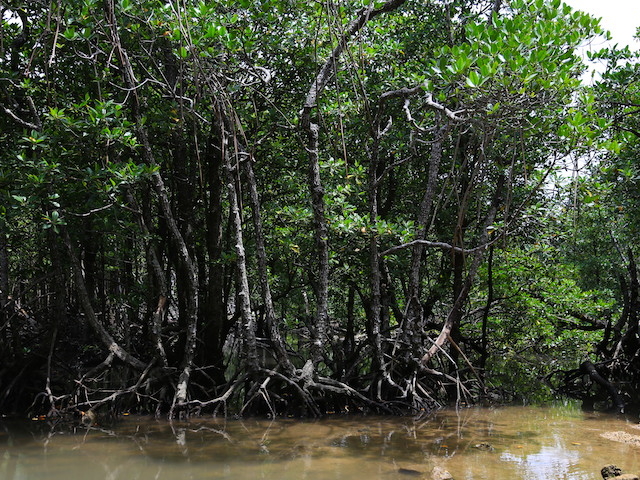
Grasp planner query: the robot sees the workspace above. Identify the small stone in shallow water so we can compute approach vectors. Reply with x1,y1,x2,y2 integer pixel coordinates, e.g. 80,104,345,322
601,465,622,479
473,442,494,451
432,466,454,480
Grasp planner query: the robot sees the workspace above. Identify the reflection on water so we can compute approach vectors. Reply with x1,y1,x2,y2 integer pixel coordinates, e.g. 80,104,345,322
1,405,639,480
501,442,581,479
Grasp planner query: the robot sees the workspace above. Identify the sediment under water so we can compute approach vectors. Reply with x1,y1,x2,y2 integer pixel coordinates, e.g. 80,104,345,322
1,404,639,480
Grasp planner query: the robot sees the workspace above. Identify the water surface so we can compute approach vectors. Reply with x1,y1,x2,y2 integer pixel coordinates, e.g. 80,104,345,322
2,405,639,479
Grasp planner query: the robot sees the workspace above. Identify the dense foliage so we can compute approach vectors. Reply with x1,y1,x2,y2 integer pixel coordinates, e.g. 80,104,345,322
0,0,637,418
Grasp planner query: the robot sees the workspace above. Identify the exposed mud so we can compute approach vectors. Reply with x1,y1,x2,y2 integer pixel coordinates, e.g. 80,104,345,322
601,431,640,446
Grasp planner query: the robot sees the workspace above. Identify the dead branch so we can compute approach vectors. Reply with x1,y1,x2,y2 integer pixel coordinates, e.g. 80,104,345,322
381,238,494,257
1,104,40,130
424,93,466,121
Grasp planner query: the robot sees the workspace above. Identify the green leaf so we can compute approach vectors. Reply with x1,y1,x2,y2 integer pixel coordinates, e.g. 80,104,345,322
62,28,77,40
465,70,483,88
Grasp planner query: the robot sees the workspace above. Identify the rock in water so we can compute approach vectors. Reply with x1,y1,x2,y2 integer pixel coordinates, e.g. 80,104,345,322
473,442,494,451
432,466,454,480
601,465,622,478
80,409,97,426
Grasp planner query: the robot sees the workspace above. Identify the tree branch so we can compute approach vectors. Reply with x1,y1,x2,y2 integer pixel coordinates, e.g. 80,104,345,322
1,104,40,130
381,238,497,257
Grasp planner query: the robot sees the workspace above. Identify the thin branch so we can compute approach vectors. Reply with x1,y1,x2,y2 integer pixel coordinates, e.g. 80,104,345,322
380,237,498,257
424,93,466,121
65,203,115,217
2,104,40,130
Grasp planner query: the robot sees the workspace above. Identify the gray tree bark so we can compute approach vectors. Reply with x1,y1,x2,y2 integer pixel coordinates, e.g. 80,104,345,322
300,0,408,366
103,0,198,416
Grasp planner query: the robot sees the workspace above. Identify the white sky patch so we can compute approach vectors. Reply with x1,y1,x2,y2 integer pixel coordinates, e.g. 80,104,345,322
561,0,639,81
562,0,638,51
553,1,639,180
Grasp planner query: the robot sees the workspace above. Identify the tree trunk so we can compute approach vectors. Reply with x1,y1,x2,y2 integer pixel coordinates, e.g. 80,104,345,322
218,112,258,372
124,189,169,367
479,244,494,377
367,127,384,378
0,219,9,360
421,174,504,366
152,169,199,416
404,122,450,346
300,0,408,366
301,116,329,365
199,131,229,386
580,360,624,413
64,230,146,371
103,0,198,416
244,156,294,374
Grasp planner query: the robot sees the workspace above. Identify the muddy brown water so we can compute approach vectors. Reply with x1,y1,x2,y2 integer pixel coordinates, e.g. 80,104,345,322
1,405,640,479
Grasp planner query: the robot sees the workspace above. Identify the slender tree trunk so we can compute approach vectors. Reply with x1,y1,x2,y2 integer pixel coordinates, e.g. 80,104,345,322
152,169,199,416
367,121,385,377
200,132,228,385
404,122,449,345
366,86,423,379
300,0,408,366
45,229,66,411
103,0,198,416
340,284,356,379
227,166,259,371
0,220,9,359
627,249,639,343
64,230,147,371
217,110,258,372
243,156,294,374
301,116,329,365
368,192,384,378
421,175,504,366
124,189,169,367
479,244,494,377
81,221,98,305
